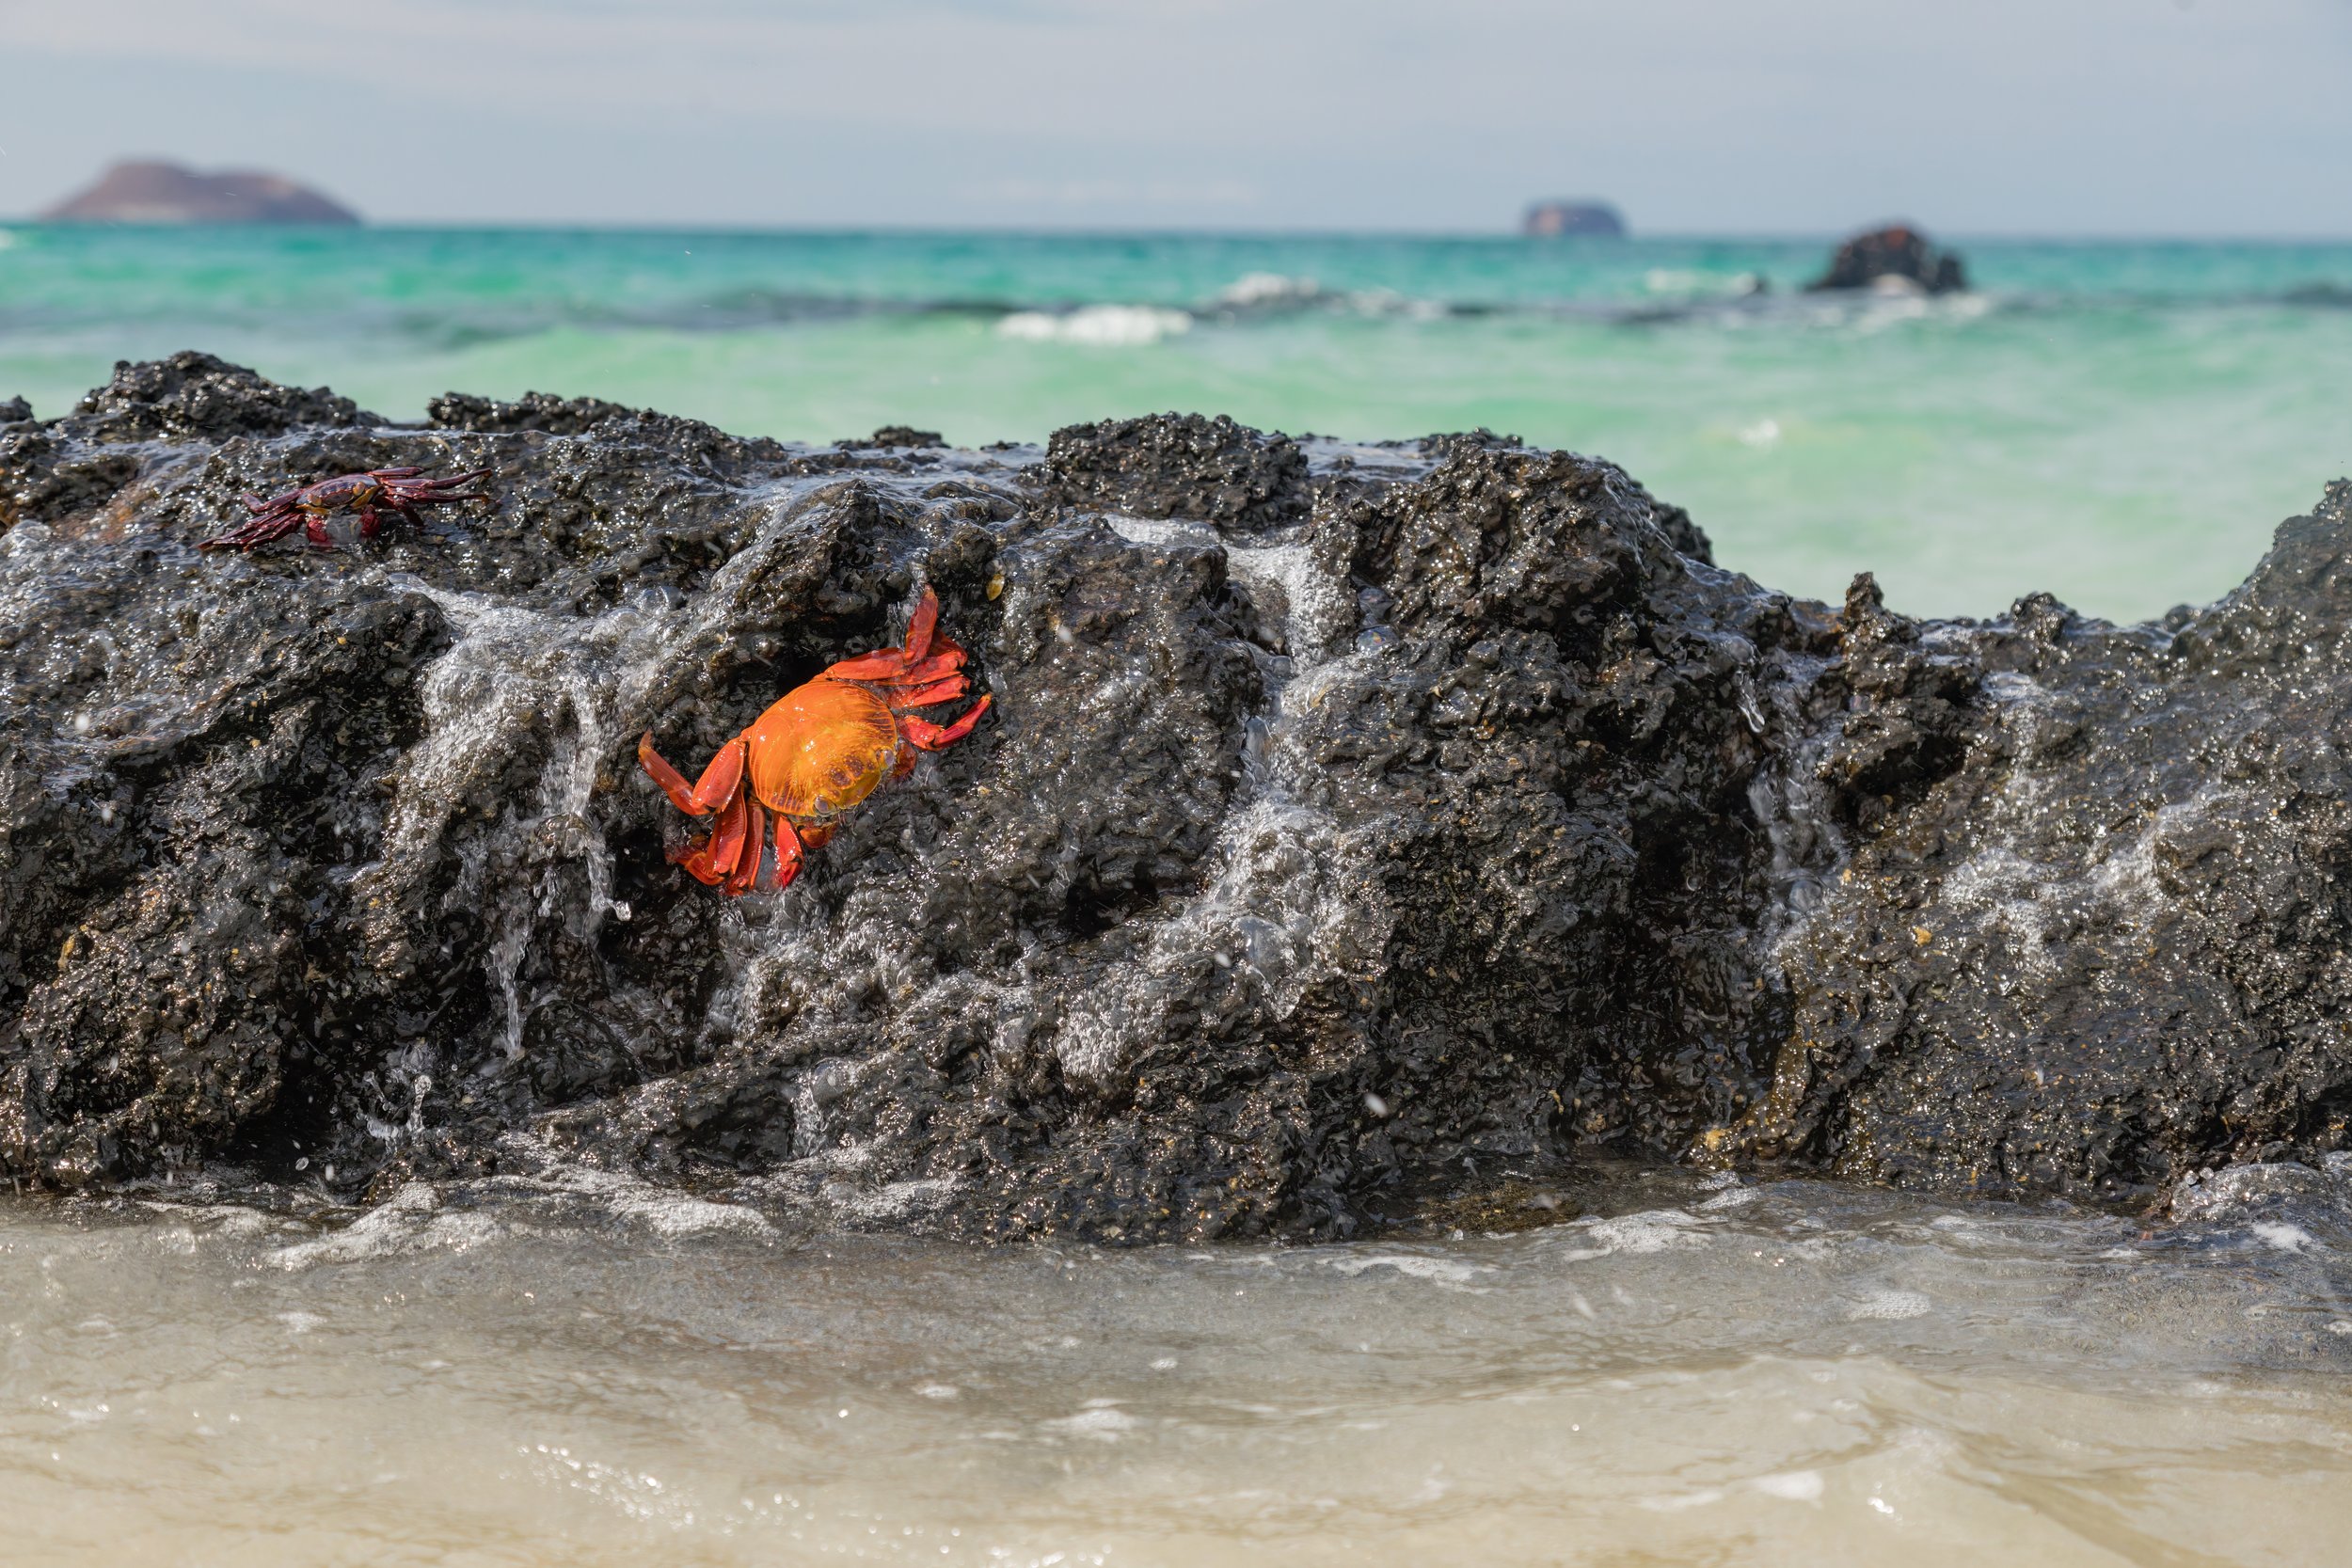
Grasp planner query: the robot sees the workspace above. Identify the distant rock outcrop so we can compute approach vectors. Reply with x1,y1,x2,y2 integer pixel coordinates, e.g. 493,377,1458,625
1522,200,1626,238
40,161,359,225
838,426,946,451
1807,224,1966,294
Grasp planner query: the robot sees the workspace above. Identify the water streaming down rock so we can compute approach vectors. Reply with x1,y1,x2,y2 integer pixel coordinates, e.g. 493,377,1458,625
2,354,2351,1239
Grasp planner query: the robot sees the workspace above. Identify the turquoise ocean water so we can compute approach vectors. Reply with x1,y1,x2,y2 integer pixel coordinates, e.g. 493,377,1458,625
2,225,2347,620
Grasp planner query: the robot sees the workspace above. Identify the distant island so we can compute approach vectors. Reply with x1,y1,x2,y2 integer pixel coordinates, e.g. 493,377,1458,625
1521,200,1626,238
40,160,359,225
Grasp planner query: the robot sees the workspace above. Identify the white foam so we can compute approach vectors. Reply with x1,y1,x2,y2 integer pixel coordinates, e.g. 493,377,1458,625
267,1182,502,1271
2170,1159,2344,1221
1213,272,1325,309
1225,541,1355,669
137,1201,274,1239
1751,1469,1825,1502
997,305,1192,346
1104,515,1216,548
822,1176,960,1225
1045,1405,1140,1439
1846,1290,1931,1321
1551,1209,1713,1262
1326,1252,1490,1286
2252,1222,2315,1254
532,1163,775,1238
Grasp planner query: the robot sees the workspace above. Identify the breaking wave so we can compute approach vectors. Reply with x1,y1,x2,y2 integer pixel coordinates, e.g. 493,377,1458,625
996,303,1194,345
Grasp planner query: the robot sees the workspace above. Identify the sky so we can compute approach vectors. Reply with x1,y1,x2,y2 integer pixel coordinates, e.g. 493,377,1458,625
0,0,2347,233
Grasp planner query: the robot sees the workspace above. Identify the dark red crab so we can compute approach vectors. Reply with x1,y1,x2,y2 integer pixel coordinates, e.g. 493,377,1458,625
198,466,491,551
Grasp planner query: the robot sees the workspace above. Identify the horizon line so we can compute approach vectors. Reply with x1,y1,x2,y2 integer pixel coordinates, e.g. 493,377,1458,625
8,217,2352,245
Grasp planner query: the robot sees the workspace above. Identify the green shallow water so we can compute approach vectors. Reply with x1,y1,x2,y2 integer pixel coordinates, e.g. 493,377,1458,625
3,226,2349,619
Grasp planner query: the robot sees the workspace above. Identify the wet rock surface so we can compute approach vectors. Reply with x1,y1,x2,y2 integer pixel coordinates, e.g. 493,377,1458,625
2,353,2348,1238
1038,412,1308,535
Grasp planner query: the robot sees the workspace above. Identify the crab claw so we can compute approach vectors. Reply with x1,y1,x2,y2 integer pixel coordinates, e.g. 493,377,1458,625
827,586,951,682
674,788,770,892
771,817,810,893
898,694,992,751
640,734,745,816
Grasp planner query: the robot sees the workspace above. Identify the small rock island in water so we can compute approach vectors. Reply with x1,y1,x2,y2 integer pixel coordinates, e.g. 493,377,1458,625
1807,222,1969,293
0,356,2346,1240
40,160,360,225
1522,200,1627,238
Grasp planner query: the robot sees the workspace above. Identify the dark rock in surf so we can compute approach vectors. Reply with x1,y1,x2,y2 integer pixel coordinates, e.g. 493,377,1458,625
2,353,2349,1238
842,426,946,451
1807,224,1968,294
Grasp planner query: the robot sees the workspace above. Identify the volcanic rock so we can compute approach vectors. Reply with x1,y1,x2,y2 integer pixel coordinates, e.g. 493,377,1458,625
1807,224,1968,294
40,161,360,226
1038,412,1309,535
0,353,2346,1238
842,426,946,451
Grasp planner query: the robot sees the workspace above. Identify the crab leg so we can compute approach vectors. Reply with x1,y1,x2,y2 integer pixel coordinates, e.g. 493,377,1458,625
638,734,744,816
825,588,952,681
888,674,970,710
898,695,992,751
421,467,492,489
723,800,767,896
199,506,307,549
825,648,913,682
829,646,963,685
901,585,940,662
673,791,753,886
888,648,967,688
770,816,809,893
398,468,492,501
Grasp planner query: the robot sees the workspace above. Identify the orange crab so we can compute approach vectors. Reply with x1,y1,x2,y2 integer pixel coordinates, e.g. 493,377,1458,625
637,587,992,895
